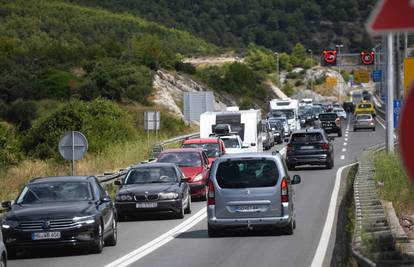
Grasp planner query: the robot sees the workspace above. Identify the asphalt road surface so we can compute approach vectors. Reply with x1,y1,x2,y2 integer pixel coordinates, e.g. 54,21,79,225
8,115,385,267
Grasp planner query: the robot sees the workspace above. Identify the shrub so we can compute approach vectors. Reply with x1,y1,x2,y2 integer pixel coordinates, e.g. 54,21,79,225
282,82,294,97
22,99,137,160
0,122,20,168
174,61,196,75
3,99,38,130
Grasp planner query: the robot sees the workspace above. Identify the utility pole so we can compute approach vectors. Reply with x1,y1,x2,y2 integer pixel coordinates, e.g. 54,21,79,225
386,34,395,153
404,33,408,59
275,52,280,88
396,34,401,100
336,44,344,103
308,49,313,91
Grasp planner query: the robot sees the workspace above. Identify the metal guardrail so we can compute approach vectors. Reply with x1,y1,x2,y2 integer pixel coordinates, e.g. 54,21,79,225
351,143,414,266
96,132,200,185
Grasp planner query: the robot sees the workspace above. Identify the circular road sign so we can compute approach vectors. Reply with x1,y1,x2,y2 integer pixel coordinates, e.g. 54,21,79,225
400,84,414,182
361,51,375,65
58,131,88,161
323,50,337,64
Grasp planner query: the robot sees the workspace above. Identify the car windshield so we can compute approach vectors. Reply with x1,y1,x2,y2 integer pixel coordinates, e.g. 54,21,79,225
182,143,220,158
357,115,372,120
273,110,294,119
222,138,240,148
268,120,282,129
313,107,323,114
16,182,93,204
359,103,372,109
319,113,337,121
158,152,202,167
291,133,323,143
216,159,279,188
334,108,344,112
124,167,177,184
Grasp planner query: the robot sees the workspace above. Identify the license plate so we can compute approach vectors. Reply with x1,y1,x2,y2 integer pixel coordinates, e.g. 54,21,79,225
301,146,314,150
136,202,158,208
32,232,61,240
236,205,260,212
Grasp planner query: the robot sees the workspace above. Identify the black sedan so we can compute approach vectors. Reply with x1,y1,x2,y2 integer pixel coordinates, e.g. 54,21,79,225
286,129,334,170
1,176,117,257
115,163,191,220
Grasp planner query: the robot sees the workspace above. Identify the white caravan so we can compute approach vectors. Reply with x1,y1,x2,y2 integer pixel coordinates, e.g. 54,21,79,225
269,98,300,131
300,98,313,107
200,109,262,152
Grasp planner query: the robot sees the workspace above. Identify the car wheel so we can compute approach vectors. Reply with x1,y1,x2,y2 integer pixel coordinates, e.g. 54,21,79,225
373,127,376,131
184,193,192,214
175,199,185,219
353,128,357,132
200,186,208,201
92,223,104,254
208,224,221,237
287,164,295,171
283,220,294,235
326,160,333,169
338,130,342,137
1,253,6,267
105,217,117,246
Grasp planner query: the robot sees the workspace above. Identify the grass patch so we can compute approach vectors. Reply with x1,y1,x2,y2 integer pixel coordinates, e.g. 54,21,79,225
373,151,414,216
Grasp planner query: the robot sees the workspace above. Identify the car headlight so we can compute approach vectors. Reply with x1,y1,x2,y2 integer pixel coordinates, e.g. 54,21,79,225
1,220,18,229
275,132,280,136
116,194,134,201
263,135,267,140
193,173,203,182
159,192,179,200
73,215,96,225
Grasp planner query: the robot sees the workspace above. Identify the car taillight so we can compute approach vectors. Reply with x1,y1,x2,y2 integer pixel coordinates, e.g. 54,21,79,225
321,143,329,150
207,180,215,205
281,178,289,203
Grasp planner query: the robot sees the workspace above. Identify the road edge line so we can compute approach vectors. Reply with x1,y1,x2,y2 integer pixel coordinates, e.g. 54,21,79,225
310,162,357,267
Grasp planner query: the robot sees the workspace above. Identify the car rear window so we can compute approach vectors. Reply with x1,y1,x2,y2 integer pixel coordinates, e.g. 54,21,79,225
216,159,279,188
357,115,372,120
358,103,372,109
319,113,337,121
291,133,323,143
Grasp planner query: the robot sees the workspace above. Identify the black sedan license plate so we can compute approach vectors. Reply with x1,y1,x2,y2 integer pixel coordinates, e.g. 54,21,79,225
32,232,61,240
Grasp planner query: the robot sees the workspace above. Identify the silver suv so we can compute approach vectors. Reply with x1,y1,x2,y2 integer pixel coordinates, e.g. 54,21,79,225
207,152,301,237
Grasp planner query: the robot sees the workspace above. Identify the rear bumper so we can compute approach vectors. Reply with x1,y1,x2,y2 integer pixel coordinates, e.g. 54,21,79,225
189,182,206,197
322,127,340,133
207,204,291,228
354,124,375,129
287,154,329,165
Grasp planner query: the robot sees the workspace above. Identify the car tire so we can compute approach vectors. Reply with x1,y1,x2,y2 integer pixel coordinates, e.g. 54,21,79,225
353,128,357,132
283,220,294,235
117,211,126,222
175,199,185,219
200,186,208,201
92,223,104,254
1,253,6,267
287,164,295,171
184,193,192,214
105,217,117,246
373,127,376,131
208,224,221,237
338,130,342,137
326,160,333,169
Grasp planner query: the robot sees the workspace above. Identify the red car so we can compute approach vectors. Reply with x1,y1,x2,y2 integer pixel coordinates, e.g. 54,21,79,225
157,148,210,200
181,138,226,166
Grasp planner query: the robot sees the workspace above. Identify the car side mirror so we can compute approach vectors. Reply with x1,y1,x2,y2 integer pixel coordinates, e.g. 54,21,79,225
292,175,301,185
242,144,249,149
181,177,190,183
101,195,112,203
1,201,12,210
114,180,122,186
251,143,256,147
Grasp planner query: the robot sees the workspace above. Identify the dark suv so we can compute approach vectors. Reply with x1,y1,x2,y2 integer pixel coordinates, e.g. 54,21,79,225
286,129,334,170
319,112,342,137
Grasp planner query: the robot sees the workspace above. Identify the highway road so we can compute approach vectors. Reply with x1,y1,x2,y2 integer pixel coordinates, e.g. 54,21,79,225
8,114,386,267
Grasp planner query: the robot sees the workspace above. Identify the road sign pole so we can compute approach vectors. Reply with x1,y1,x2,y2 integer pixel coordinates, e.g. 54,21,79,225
386,33,395,153
72,131,75,176
404,33,408,58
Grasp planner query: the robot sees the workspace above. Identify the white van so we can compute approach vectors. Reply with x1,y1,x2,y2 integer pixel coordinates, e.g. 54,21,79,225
200,109,262,152
269,98,300,131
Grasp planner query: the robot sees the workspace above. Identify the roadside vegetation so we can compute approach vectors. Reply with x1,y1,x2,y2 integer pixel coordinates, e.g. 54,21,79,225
373,151,414,216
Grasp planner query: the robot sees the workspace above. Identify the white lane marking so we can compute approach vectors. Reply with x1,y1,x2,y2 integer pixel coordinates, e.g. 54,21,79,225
280,147,286,155
375,117,397,139
345,134,348,137
105,208,207,267
344,138,348,141
344,142,347,146
310,163,357,267
342,148,346,152
340,155,345,160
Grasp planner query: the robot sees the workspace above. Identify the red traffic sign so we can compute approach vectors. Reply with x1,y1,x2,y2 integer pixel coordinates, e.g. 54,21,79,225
367,0,414,34
361,51,375,65
400,83,414,183
323,50,337,64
